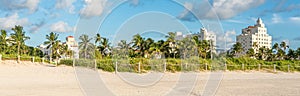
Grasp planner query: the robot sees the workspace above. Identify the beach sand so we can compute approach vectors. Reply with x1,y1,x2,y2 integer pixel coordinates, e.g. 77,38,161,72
1,60,300,96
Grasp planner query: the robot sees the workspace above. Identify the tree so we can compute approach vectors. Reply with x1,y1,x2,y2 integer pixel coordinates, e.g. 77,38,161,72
79,34,95,59
280,41,288,51
296,48,300,60
287,49,296,60
95,33,101,44
164,32,177,58
246,48,255,58
100,37,111,56
44,32,60,62
118,40,130,49
0,30,8,53
279,41,289,59
11,25,30,63
132,34,145,57
232,42,243,57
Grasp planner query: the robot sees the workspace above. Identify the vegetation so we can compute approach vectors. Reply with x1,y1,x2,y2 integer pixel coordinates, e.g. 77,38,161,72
1,25,300,73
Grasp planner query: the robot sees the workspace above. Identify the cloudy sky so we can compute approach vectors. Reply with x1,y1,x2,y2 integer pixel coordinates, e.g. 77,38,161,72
0,0,300,49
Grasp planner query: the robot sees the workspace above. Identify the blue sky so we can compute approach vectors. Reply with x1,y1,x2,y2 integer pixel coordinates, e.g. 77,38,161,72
0,0,300,49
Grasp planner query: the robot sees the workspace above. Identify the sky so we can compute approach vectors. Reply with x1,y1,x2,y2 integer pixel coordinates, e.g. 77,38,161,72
0,0,300,49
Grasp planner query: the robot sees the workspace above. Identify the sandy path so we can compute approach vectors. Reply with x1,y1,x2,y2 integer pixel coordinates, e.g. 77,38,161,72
1,60,300,96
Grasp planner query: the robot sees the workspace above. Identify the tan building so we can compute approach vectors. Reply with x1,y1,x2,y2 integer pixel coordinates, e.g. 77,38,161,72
237,18,272,54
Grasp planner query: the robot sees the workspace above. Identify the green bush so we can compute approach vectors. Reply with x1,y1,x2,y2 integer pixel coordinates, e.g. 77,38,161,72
59,59,73,66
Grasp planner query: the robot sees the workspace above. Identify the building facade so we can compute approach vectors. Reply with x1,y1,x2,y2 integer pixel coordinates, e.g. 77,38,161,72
64,36,79,58
236,18,272,54
38,36,79,59
197,27,216,47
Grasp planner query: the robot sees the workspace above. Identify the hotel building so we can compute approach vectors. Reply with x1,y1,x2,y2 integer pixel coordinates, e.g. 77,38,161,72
236,18,272,54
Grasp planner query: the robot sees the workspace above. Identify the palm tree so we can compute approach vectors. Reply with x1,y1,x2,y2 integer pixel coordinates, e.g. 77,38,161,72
95,33,101,44
118,40,130,49
79,34,95,59
280,41,288,51
296,48,300,60
132,34,145,57
279,41,288,59
44,32,60,62
246,48,255,58
100,37,111,56
287,49,296,60
11,25,30,63
252,42,258,55
165,32,176,58
0,30,8,53
232,42,243,57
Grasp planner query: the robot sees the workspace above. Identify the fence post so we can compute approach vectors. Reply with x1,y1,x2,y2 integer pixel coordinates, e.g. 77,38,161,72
258,64,261,71
32,57,35,63
288,64,290,72
115,61,118,74
94,59,97,70
205,63,207,71
274,64,276,72
0,54,2,62
185,63,187,69
164,62,166,72
242,64,245,71
138,62,141,73
42,57,44,64
17,55,20,63
225,63,227,71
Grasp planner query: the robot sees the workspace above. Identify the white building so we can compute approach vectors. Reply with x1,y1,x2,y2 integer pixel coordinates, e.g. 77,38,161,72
197,27,216,47
64,36,79,58
38,36,79,59
236,18,272,54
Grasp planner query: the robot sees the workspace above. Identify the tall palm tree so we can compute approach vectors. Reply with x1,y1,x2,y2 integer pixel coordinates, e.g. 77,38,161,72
279,41,288,59
100,37,111,56
287,49,296,60
44,32,60,62
280,41,288,51
132,34,144,57
246,48,255,58
0,30,8,53
232,42,243,57
253,42,258,54
118,40,130,49
165,32,176,58
95,33,101,44
79,34,95,59
149,40,164,58
11,25,30,63
296,48,300,60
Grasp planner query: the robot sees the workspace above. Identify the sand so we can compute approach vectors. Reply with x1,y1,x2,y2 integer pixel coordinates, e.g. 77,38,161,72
1,60,300,96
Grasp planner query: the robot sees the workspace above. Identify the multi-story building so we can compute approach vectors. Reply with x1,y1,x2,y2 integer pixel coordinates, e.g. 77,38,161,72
64,36,79,58
236,18,272,54
38,36,79,59
197,27,216,48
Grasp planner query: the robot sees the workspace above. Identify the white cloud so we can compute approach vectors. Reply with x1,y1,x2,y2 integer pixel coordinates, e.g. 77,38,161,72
217,30,237,48
271,14,282,24
0,13,29,30
80,0,107,18
0,0,40,13
178,0,265,21
24,0,40,13
130,0,139,6
50,21,74,32
289,17,300,22
55,0,76,14
225,19,246,24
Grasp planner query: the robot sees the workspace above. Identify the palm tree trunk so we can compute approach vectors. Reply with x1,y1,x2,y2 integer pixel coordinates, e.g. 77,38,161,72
17,43,20,63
